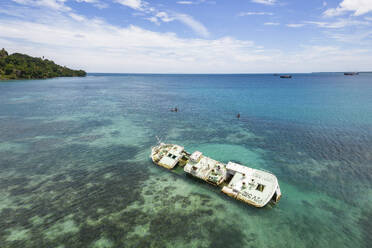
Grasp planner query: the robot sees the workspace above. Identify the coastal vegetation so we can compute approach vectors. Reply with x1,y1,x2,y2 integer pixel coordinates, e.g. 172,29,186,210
0,48,86,80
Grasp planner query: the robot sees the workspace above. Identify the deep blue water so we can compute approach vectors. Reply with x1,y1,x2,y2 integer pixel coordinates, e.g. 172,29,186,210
0,73,371,247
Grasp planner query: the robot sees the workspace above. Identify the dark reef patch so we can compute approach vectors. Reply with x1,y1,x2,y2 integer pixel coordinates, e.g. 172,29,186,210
0,143,140,176
301,200,313,208
0,142,148,247
0,117,114,142
128,208,247,248
206,222,249,248
0,177,31,193
318,200,345,218
358,208,372,248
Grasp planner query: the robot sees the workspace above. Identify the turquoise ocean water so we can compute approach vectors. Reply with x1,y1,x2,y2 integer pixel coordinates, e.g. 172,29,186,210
0,73,371,247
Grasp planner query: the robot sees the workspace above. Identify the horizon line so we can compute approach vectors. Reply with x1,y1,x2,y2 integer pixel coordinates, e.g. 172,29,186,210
87,71,371,75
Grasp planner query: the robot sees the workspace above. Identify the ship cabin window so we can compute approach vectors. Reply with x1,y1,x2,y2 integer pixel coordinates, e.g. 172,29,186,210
172,155,177,159
256,184,265,192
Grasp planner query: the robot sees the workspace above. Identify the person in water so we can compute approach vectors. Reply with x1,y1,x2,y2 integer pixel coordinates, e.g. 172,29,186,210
171,107,178,112
237,113,240,119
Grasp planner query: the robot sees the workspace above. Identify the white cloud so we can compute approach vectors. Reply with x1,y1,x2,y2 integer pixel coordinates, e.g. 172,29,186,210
173,14,209,37
3,13,371,73
69,13,86,22
156,12,174,22
251,0,276,5
325,29,372,44
176,0,211,5
76,0,96,2
306,21,340,28
273,45,372,72
11,0,71,11
146,16,158,24
0,9,268,73
76,0,108,9
177,1,193,4
292,45,367,62
264,22,280,25
324,0,372,17
113,0,209,37
287,23,305,28
115,0,144,10
238,12,273,16
306,19,371,28
3,2,372,73
148,12,174,24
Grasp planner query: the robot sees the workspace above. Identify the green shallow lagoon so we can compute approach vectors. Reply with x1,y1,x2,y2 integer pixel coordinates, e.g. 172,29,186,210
0,74,371,247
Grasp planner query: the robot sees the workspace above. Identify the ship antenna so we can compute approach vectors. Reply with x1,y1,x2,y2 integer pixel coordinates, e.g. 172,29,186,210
155,135,162,144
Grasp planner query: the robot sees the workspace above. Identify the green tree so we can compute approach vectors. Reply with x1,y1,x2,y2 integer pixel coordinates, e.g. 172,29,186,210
0,48,8,58
4,64,14,75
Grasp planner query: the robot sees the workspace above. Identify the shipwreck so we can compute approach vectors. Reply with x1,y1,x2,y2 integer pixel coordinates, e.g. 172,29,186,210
151,143,282,208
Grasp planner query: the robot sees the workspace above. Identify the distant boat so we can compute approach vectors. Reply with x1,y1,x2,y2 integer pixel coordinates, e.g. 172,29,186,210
344,72,359,76
280,75,292,78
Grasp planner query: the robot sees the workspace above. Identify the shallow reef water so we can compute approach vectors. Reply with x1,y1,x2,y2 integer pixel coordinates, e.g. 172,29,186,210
0,73,371,247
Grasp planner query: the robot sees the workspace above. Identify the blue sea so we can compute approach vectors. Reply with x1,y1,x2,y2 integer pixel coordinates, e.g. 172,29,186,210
0,73,371,247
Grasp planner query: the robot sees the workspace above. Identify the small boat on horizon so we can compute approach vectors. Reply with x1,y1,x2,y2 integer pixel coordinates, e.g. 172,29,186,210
280,75,292,78
344,72,359,76
150,143,282,208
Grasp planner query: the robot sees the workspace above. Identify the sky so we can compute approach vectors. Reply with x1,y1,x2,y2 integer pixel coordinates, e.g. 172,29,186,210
0,0,372,73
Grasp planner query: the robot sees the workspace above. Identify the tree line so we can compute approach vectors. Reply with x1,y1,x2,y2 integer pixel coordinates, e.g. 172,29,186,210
0,48,86,80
